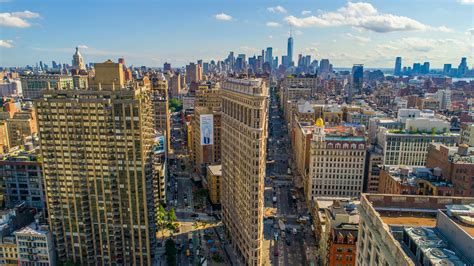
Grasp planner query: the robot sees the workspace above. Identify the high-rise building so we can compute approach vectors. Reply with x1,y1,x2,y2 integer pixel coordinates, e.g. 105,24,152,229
191,84,222,175
72,47,86,71
319,59,330,74
265,47,273,65
458,57,468,76
186,63,202,84
394,57,402,75
221,77,268,265
443,64,452,75
163,62,171,72
349,64,363,102
287,33,294,67
35,62,158,265
412,63,421,74
15,223,56,265
151,73,170,154
421,62,430,74
169,72,182,98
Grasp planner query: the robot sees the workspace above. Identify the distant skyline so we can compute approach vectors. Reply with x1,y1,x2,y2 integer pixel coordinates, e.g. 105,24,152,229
0,0,473,68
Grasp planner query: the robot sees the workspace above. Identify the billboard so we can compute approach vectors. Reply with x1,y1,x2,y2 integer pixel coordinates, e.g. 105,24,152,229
200,114,214,145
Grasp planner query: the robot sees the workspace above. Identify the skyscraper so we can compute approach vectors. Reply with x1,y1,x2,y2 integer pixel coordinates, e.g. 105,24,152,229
349,64,363,102
319,59,330,74
221,77,268,266
72,47,86,71
287,33,294,67
458,57,468,76
265,47,273,64
394,57,402,75
35,61,158,265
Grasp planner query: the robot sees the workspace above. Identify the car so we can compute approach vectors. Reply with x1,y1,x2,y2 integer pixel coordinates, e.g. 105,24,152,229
191,213,199,218
286,238,291,246
274,247,279,257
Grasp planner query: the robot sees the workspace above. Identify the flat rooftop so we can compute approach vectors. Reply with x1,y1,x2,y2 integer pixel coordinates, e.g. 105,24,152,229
207,164,222,176
379,211,437,227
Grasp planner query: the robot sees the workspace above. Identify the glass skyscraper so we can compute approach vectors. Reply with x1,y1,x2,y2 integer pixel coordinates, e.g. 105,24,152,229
287,34,293,67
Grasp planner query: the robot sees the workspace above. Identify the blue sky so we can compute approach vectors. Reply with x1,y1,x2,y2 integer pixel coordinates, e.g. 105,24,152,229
1,0,473,68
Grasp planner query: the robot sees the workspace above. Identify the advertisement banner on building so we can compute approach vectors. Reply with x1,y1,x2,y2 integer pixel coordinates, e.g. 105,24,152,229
200,114,213,145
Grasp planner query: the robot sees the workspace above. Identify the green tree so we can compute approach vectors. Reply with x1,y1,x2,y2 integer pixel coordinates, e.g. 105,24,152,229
165,238,178,266
157,204,167,243
169,98,183,112
168,207,177,223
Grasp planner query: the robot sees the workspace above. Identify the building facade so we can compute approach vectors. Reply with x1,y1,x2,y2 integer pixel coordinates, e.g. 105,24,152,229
35,64,157,265
15,223,56,266
221,77,268,266
0,146,45,210
21,75,73,99
307,119,366,201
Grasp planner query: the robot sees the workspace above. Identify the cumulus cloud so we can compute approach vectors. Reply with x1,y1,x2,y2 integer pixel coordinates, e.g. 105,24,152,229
467,28,474,34
214,13,232,21
346,33,371,43
378,37,466,53
0,10,40,28
267,6,287,13
458,0,474,4
266,21,281,27
77,44,88,49
0,40,13,48
284,2,432,33
301,10,312,15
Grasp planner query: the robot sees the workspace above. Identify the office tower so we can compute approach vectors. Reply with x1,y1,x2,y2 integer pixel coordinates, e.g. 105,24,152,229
163,62,171,72
72,47,86,71
349,64,363,102
412,63,421,74
421,62,430,74
186,62,202,84
426,144,474,196
39,61,44,71
458,57,468,76
281,56,288,68
265,47,273,64
227,52,235,69
35,61,157,265
273,56,278,70
191,84,222,175
287,33,294,67
319,59,330,73
21,74,73,99
307,119,366,201
443,64,452,75
357,194,473,265
394,57,402,75
221,77,268,266
0,144,45,210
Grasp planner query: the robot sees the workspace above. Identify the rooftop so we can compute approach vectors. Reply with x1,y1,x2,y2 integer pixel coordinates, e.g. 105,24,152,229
383,166,453,188
379,211,437,227
208,164,222,176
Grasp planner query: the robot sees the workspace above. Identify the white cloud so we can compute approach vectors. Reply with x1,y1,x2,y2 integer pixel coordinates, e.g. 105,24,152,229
433,26,453,32
284,2,433,33
11,11,40,19
466,28,474,34
301,10,312,16
0,10,40,28
345,33,371,43
0,40,13,48
77,44,88,49
458,0,474,4
214,13,232,21
266,21,281,27
267,6,287,13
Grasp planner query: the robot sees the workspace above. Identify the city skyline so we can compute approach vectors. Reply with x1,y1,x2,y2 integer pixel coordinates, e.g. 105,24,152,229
1,0,473,68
